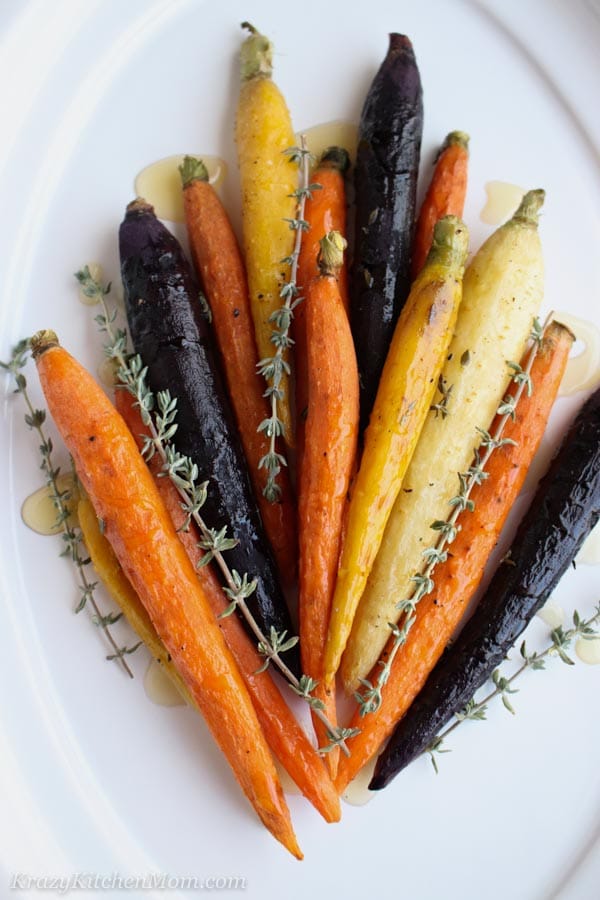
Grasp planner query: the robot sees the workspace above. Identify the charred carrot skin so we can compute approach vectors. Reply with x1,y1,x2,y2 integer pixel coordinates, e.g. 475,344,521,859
335,322,574,792
298,232,359,774
295,148,350,477
372,374,600,790
116,390,340,825
411,131,469,278
180,158,297,585
31,332,302,859
119,199,300,677
351,33,423,434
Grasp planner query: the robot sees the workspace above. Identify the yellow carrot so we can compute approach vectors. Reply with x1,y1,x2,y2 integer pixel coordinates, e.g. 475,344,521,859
235,23,297,445
323,217,469,684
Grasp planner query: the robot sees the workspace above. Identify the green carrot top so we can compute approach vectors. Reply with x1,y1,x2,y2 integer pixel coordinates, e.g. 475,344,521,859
424,215,469,271
179,156,209,188
240,22,273,81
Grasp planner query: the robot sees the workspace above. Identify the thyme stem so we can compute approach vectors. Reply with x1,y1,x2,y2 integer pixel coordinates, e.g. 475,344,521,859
1,340,134,677
257,135,312,502
84,269,352,755
426,603,600,770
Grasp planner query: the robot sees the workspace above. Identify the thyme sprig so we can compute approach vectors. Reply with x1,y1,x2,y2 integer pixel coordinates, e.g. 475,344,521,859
356,317,547,716
426,603,600,772
430,374,453,419
81,267,353,755
256,134,312,502
0,338,136,677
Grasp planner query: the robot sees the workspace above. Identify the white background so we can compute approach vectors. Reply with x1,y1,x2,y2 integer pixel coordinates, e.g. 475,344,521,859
1,2,599,898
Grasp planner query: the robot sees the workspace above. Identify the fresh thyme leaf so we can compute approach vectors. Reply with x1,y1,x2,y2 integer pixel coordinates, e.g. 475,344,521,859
530,317,544,346
92,611,124,627
426,736,451,774
107,640,143,661
320,726,361,756
456,699,487,722
430,374,454,419
425,603,600,763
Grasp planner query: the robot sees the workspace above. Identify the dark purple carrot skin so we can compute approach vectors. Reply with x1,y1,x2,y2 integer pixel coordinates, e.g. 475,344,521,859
351,33,424,434
119,199,300,677
370,385,600,790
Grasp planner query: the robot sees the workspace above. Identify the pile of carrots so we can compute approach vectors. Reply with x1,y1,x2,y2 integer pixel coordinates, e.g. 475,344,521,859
27,23,596,860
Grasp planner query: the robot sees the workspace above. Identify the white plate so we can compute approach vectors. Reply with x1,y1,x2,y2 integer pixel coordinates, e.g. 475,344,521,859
1,1,599,898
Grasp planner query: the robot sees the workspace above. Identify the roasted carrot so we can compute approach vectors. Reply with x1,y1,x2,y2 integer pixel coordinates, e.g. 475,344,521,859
295,148,350,476
180,157,297,585
298,232,359,775
31,331,302,858
120,199,299,677
236,23,297,445
374,351,600,789
323,216,469,684
116,390,340,824
336,321,574,792
351,33,423,434
411,131,469,279
342,189,546,690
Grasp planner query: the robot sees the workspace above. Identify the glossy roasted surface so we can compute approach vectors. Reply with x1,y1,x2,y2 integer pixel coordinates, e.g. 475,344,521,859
119,204,299,676
372,385,600,788
351,33,423,433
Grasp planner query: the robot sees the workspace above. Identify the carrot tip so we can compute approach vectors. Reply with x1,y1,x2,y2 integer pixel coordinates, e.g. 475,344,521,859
513,189,545,226
447,130,470,145
389,33,413,53
318,231,347,276
437,131,470,158
240,23,273,81
30,329,59,358
320,146,351,175
126,197,154,216
426,216,469,269
179,156,209,188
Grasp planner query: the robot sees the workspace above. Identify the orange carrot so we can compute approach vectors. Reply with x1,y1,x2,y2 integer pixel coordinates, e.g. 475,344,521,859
180,157,297,585
116,390,340,824
335,320,573,792
31,331,302,858
295,147,350,476
411,131,469,279
298,231,359,775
